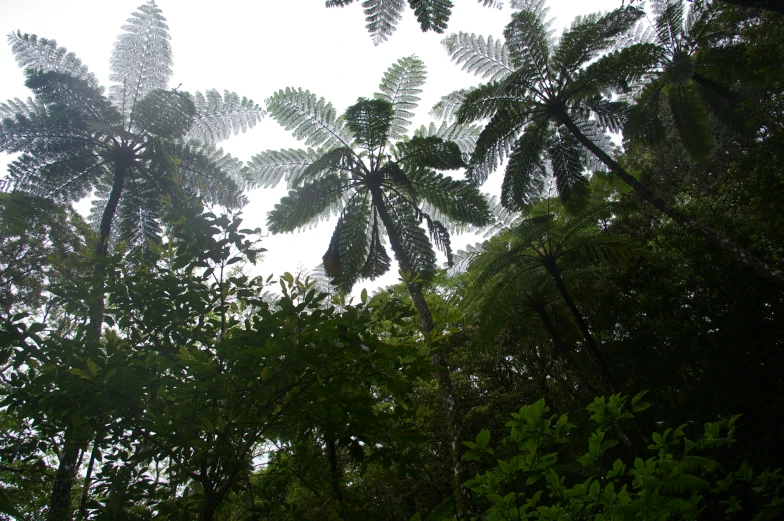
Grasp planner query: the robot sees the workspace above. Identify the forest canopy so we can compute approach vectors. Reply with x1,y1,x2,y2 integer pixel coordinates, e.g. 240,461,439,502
0,0,783,520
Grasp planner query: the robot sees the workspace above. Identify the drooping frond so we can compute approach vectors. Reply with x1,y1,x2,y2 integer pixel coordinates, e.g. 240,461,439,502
384,195,437,278
109,1,173,120
374,56,426,139
266,88,352,149
23,70,120,124
431,89,467,121
363,0,407,45
294,147,354,187
467,101,541,185
345,98,394,151
396,135,464,171
584,97,628,134
172,142,246,207
547,127,588,208
409,0,453,33
244,148,321,189
7,32,98,86
442,33,513,82
666,83,713,162
187,90,265,145
422,214,452,263
267,174,347,233
133,89,195,139
501,122,549,210
113,174,162,247
323,193,373,290
415,121,482,156
408,169,491,227
361,219,392,279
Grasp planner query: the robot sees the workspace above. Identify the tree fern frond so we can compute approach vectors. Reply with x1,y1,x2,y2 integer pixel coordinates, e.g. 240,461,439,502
553,7,644,76
660,474,710,495
570,43,661,98
385,195,437,277
267,174,347,233
345,98,394,150
0,97,44,120
409,0,453,33
266,87,352,149
442,32,513,82
431,89,468,121
323,193,373,290
361,218,392,279
187,89,265,144
415,121,482,156
396,135,464,171
363,0,407,45
326,0,357,6
409,169,491,227
296,147,354,187
655,0,685,48
584,97,628,133
134,89,195,139
374,56,426,138
109,1,173,121
467,102,540,185
666,83,713,162
23,70,120,125
7,32,98,86
173,141,246,207
244,148,321,189
114,174,162,247
504,9,552,72
423,215,452,263
547,127,588,208
501,122,549,210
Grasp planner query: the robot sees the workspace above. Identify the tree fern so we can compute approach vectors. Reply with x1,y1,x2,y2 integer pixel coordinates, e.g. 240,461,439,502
409,0,453,33
363,0,407,45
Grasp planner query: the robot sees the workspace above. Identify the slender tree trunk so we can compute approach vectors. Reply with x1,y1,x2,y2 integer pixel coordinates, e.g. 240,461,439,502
326,437,343,504
76,432,102,521
554,109,784,288
542,259,622,395
531,301,598,395
370,188,473,516
48,157,128,521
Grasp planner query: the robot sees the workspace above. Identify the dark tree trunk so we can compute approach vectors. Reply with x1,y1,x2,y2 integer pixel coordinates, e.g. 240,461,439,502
48,156,128,521
326,437,343,503
370,187,473,516
542,259,622,395
554,109,784,289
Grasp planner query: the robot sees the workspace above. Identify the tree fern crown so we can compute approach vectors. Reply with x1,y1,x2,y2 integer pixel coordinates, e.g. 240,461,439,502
257,56,491,292
1,1,264,248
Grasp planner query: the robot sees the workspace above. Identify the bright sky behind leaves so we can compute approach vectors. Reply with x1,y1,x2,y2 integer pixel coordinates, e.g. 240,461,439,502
0,0,620,293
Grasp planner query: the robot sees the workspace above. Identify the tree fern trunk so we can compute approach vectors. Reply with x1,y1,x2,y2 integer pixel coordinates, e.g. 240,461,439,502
370,187,473,516
542,259,622,395
554,109,784,289
48,157,128,521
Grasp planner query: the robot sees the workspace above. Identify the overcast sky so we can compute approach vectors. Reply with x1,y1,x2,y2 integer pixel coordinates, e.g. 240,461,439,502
0,0,621,294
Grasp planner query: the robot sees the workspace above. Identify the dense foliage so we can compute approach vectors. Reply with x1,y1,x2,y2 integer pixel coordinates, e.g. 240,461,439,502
1,1,783,520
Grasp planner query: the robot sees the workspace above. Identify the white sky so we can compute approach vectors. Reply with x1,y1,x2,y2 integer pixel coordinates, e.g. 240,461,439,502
0,0,620,294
